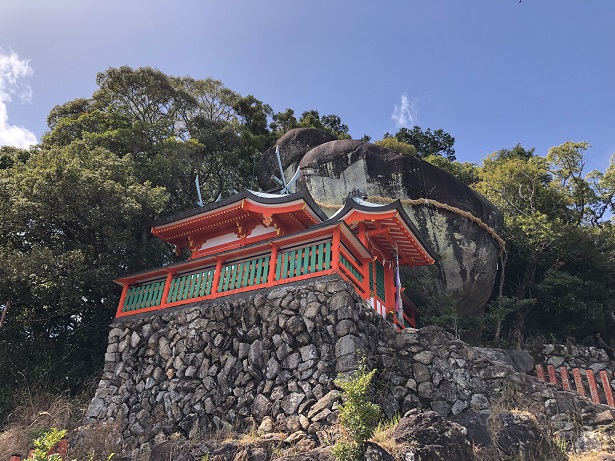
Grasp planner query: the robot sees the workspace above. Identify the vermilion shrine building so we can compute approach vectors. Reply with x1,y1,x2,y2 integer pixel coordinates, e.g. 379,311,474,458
115,189,437,329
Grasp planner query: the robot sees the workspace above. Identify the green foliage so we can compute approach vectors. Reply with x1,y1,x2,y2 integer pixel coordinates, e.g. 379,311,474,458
298,110,350,139
473,142,615,343
30,428,66,461
333,360,381,460
331,441,363,461
0,142,169,418
423,154,479,185
374,137,417,156
385,126,456,160
416,294,483,339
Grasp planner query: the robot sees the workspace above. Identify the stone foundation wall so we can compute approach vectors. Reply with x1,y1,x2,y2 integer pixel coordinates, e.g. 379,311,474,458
86,276,615,458
526,342,613,374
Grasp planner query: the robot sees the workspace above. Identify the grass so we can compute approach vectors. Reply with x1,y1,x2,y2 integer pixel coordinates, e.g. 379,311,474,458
568,452,615,461
0,390,74,459
365,414,402,457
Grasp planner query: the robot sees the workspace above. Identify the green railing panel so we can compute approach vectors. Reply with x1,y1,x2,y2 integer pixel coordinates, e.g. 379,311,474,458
249,259,257,285
340,254,363,282
123,279,165,312
261,257,269,282
316,243,323,271
275,241,331,281
369,262,374,294
302,246,310,275
289,250,297,278
276,252,283,280
218,255,270,292
165,267,216,304
376,261,386,301
241,261,250,287
324,241,331,270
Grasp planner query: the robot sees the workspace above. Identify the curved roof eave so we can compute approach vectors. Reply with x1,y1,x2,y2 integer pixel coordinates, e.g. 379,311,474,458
150,188,328,228
327,197,439,262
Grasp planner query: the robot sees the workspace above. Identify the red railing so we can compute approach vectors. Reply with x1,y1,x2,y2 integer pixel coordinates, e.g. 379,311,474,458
535,364,615,407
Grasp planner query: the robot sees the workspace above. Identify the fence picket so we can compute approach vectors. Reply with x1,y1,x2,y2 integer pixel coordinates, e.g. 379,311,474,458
586,370,601,404
571,368,586,397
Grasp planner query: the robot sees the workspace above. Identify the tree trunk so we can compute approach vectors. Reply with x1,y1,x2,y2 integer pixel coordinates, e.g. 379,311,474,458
493,252,508,342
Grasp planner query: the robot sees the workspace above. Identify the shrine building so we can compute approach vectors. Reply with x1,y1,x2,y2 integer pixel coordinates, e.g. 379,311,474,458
114,189,437,329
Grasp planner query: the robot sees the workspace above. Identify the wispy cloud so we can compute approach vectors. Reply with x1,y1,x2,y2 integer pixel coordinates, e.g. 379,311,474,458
0,48,37,148
391,93,418,129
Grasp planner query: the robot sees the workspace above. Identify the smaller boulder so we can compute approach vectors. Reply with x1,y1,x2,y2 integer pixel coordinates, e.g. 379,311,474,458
392,409,474,461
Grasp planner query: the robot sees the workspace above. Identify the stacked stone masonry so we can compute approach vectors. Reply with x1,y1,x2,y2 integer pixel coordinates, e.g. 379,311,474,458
86,275,615,457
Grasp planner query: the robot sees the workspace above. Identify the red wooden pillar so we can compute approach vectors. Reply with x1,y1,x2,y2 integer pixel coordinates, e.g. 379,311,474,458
547,365,558,385
331,226,341,271
560,367,572,391
211,257,224,295
356,222,372,297
535,364,546,382
599,370,614,407
115,283,130,317
267,243,278,286
159,271,174,306
586,369,601,404
571,368,586,397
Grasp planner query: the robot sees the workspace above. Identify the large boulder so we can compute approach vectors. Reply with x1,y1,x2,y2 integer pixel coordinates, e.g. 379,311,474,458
256,128,337,190
258,132,503,318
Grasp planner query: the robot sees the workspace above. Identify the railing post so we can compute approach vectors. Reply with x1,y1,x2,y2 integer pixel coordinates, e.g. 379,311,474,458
160,271,174,306
560,366,572,391
115,283,130,317
586,369,601,404
268,244,278,286
211,257,224,295
547,365,558,385
535,364,546,382
600,370,614,407
331,226,341,271
572,368,586,397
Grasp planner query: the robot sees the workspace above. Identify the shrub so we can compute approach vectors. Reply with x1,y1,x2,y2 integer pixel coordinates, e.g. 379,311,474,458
332,360,381,461
30,428,66,461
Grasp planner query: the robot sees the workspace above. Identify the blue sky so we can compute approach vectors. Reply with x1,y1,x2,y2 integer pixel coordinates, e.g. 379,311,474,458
2,0,614,169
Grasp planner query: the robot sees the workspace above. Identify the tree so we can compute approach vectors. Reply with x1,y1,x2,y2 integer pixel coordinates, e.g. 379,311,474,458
42,67,279,212
0,142,168,418
474,142,615,345
298,110,350,139
374,137,417,156
387,126,456,161
423,155,479,185
270,108,298,135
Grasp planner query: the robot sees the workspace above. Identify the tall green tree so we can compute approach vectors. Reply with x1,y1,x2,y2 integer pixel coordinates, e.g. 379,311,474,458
475,143,615,345
298,110,350,139
385,126,456,161
0,142,167,417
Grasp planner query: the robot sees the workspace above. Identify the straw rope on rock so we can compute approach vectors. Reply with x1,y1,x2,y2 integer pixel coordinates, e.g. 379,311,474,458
315,196,506,255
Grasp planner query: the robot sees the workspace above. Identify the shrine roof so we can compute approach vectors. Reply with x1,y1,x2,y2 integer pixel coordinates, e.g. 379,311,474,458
327,196,438,266
150,189,328,249
151,188,327,227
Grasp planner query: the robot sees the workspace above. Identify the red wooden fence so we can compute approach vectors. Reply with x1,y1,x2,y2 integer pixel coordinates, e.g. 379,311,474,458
535,364,615,407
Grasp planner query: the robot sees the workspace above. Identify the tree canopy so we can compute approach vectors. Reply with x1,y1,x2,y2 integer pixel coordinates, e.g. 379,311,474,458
384,126,456,161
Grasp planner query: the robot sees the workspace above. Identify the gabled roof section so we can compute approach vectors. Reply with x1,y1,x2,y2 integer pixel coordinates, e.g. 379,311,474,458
150,189,328,252
328,196,438,266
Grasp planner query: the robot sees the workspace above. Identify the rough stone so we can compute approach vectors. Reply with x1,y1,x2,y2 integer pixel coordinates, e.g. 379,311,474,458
392,409,473,461
87,280,615,458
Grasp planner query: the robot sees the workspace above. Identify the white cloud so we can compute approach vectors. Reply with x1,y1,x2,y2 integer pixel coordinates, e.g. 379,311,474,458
391,93,418,129
0,48,37,149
